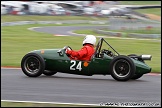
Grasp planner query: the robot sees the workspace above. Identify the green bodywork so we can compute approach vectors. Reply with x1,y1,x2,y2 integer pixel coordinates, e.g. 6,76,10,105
29,47,151,76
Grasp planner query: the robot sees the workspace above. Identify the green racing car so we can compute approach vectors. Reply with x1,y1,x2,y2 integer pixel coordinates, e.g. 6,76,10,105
21,38,152,81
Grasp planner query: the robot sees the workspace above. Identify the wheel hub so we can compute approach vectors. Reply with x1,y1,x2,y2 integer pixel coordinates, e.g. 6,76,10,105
113,59,130,77
29,62,37,70
24,56,40,73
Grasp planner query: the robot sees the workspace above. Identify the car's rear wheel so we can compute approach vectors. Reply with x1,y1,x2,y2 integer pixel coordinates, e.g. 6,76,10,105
21,53,45,77
128,54,144,80
43,70,57,76
109,55,135,81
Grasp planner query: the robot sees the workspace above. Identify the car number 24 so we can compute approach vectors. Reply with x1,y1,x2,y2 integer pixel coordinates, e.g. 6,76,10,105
70,60,82,71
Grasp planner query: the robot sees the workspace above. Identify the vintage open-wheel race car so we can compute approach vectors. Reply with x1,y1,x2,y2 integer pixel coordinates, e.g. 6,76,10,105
21,38,152,81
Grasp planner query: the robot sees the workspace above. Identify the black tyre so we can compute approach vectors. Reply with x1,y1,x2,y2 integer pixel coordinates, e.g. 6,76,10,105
131,73,143,80
128,54,144,80
109,55,136,81
21,53,45,77
43,70,57,76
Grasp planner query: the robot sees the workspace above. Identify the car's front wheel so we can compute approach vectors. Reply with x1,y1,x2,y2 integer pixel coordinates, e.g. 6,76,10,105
109,55,136,81
21,53,45,77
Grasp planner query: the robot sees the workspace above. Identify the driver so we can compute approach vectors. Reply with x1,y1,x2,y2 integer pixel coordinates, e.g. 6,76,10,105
66,35,96,61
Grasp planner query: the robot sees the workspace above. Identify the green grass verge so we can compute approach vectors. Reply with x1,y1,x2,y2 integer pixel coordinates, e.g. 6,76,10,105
1,24,161,72
120,1,161,16
1,101,97,107
135,8,161,16
1,15,108,23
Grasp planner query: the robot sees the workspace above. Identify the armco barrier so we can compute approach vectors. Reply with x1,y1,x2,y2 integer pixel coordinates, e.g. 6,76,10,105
1,20,108,26
94,29,122,37
94,29,161,39
128,33,161,39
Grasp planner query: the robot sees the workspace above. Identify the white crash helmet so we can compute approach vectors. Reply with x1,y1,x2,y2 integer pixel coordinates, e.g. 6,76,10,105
83,35,96,46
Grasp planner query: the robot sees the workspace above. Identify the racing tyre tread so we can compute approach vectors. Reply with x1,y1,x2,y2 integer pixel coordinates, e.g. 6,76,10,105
43,70,57,76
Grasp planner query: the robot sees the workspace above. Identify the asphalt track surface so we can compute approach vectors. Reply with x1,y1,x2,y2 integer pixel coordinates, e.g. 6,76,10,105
30,25,107,36
1,68,161,106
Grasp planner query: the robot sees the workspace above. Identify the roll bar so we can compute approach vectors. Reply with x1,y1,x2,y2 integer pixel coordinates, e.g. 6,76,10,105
94,38,120,57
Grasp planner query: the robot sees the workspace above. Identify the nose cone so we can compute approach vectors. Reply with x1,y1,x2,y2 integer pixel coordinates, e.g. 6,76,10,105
149,68,152,72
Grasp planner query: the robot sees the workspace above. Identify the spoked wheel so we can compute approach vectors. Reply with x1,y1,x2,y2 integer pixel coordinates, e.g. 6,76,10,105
109,55,136,81
21,53,45,77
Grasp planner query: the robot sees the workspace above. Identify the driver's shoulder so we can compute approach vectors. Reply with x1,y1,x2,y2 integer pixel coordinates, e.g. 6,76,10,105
83,44,94,49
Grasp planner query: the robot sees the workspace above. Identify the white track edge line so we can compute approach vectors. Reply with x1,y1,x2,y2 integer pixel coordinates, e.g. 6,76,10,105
1,100,99,106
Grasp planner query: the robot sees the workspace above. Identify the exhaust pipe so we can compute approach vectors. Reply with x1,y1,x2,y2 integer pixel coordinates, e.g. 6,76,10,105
141,55,152,60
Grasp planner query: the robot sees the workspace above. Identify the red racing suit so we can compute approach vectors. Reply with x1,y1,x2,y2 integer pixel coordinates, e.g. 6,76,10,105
66,44,95,61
